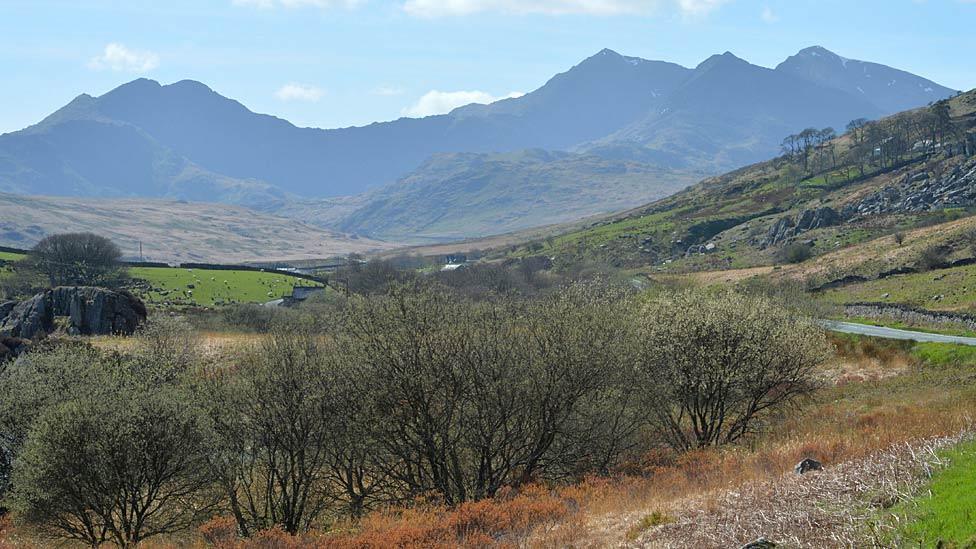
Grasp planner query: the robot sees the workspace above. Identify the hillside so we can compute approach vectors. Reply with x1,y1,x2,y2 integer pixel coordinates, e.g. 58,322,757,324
505,88,976,274
331,150,702,243
0,193,388,264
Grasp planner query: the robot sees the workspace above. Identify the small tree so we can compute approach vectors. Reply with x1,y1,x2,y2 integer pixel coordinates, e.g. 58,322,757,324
635,290,829,451
28,232,125,287
202,323,341,535
894,232,906,246
9,392,215,547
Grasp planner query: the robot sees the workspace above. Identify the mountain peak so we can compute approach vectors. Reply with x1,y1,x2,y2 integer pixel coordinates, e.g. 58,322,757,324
577,48,625,67
776,46,957,114
797,45,839,57
695,51,747,71
167,79,215,93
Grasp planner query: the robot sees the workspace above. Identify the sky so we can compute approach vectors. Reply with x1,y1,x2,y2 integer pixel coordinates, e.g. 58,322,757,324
0,0,973,134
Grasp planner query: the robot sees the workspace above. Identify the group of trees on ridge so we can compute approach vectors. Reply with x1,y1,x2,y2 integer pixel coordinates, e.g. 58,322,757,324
0,283,829,546
780,98,974,184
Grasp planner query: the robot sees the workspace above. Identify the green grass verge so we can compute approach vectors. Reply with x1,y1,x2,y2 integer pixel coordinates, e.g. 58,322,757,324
131,267,322,308
911,342,976,367
896,439,976,547
0,251,26,261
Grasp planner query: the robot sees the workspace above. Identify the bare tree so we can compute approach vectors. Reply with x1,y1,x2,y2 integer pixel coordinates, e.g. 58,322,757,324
201,323,341,535
635,290,830,451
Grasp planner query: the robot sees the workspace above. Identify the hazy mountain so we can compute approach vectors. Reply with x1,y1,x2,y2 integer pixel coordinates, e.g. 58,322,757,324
776,46,956,114
585,52,888,169
0,46,958,243
330,149,702,243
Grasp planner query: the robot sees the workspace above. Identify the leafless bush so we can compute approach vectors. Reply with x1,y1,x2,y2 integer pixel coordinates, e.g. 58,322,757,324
635,290,830,451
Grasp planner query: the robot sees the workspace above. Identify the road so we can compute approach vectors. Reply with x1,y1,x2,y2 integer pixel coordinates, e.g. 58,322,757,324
823,320,976,346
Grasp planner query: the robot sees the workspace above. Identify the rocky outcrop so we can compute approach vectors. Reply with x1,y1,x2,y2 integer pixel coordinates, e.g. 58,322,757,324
795,458,823,475
762,206,841,247
842,158,976,217
0,287,146,340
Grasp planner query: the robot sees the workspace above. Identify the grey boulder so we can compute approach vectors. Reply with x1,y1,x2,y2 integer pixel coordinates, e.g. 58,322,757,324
0,287,146,340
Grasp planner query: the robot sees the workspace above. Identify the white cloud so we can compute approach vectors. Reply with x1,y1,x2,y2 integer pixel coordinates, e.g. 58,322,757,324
402,90,524,117
372,85,405,96
760,5,778,22
88,43,159,73
275,83,325,101
232,0,363,8
401,0,735,17
403,0,660,17
676,0,730,16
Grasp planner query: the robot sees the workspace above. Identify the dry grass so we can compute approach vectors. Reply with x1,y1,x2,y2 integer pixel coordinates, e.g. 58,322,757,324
652,266,777,286
634,434,966,548
774,214,976,283
89,331,265,357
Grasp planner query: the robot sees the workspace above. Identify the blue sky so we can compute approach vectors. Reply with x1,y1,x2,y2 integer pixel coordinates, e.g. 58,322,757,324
1,0,973,134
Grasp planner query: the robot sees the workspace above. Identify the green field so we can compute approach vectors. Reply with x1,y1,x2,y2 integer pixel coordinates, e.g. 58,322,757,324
897,439,976,546
821,263,976,311
0,251,23,279
1,251,321,307
131,266,322,307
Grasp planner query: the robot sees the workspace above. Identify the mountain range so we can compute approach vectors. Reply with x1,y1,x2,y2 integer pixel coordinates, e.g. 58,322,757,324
0,46,957,244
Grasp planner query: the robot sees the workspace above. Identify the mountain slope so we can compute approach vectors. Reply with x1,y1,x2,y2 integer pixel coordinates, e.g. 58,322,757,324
0,193,388,263
330,150,701,242
777,46,957,114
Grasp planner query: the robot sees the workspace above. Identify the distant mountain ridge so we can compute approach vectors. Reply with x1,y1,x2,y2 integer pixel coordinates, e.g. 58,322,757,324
0,46,958,243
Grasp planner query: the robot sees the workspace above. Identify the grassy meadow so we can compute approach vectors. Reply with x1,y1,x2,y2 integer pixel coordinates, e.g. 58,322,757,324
131,266,322,307
0,250,322,308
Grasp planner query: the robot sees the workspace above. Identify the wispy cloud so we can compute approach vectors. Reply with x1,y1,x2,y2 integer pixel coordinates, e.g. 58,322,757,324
88,43,159,73
232,0,363,8
676,0,730,16
402,0,660,17
401,0,733,17
760,5,778,22
372,85,405,96
402,90,524,117
275,83,325,101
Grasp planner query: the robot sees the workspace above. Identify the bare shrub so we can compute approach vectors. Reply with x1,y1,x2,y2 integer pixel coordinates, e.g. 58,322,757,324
635,290,830,451
918,245,950,271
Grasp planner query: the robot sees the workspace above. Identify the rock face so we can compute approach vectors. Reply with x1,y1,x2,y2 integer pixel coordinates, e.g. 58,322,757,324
843,158,976,217
794,458,823,475
762,207,840,247
0,287,146,340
